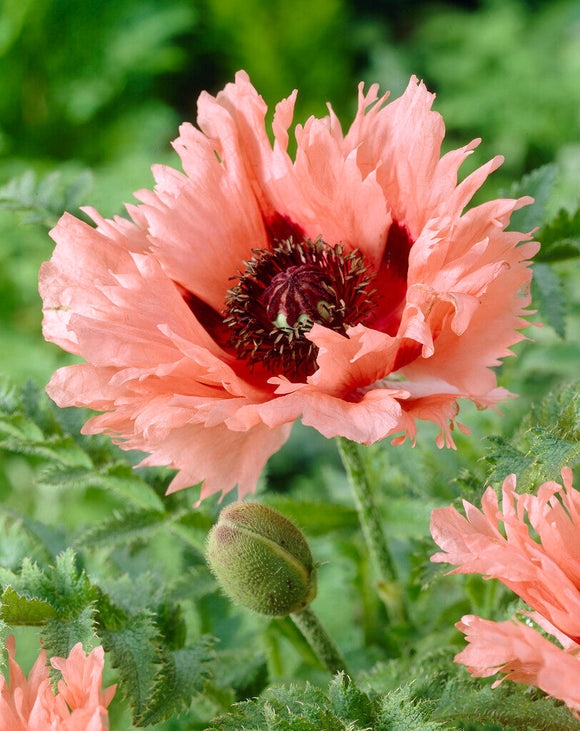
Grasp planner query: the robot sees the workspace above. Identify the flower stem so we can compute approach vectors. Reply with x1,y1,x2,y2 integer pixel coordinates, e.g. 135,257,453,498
290,606,350,677
337,437,397,584
337,437,409,624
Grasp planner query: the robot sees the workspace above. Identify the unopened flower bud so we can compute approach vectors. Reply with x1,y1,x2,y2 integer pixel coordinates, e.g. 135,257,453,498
206,502,317,616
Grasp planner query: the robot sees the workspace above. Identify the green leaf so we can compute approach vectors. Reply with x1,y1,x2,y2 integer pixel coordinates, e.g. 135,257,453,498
531,262,566,337
168,510,214,554
0,586,57,625
153,601,187,652
201,646,268,713
525,428,580,483
0,380,21,414
208,675,441,731
485,383,580,489
255,684,344,730
507,164,557,232
166,566,217,605
0,169,93,228
39,462,164,511
136,637,216,726
536,207,580,262
0,515,37,570
43,605,97,661
16,549,95,618
327,673,376,726
484,435,529,484
73,507,168,550
378,686,440,730
529,383,580,441
0,412,92,467
100,611,161,723
435,676,580,731
0,507,67,560
97,574,162,618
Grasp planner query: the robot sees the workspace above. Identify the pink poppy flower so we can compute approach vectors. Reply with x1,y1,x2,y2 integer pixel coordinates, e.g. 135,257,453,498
431,467,580,712
40,71,538,504
0,636,116,730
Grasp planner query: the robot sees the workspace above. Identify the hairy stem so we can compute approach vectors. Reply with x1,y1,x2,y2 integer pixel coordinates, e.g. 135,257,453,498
337,437,410,624
290,606,350,677
337,437,397,583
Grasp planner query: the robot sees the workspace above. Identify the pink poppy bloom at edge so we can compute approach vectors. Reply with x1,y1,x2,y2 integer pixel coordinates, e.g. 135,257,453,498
431,467,580,714
40,71,539,504
0,636,116,730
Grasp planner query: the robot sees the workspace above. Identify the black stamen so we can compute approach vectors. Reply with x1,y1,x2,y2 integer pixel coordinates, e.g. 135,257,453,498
223,237,377,379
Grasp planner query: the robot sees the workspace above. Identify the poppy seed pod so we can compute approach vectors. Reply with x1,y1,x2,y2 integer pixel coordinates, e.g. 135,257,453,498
206,502,317,616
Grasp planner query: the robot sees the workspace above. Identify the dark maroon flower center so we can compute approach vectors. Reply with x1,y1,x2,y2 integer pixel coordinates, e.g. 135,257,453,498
263,265,333,329
223,237,377,378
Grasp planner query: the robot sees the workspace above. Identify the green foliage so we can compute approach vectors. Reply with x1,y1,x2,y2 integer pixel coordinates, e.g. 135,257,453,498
261,496,358,536
485,383,580,489
0,170,93,228
0,550,97,659
101,611,163,721
435,676,580,731
74,507,168,550
0,585,57,625
200,0,351,125
0,547,217,726
137,638,216,725
0,410,90,467
536,207,580,263
377,686,441,730
211,646,269,701
532,263,566,337
18,549,94,617
408,0,580,176
0,379,166,516
40,462,165,511
0,383,218,725
503,165,580,337
0,0,195,164
507,164,558,234
43,604,97,662
209,674,441,730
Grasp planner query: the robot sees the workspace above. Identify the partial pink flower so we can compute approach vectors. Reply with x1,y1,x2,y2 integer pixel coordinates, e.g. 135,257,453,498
40,71,538,503
0,636,116,730
455,615,580,713
431,467,580,713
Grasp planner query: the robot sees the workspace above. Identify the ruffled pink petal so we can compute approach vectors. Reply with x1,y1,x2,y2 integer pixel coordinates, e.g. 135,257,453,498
432,471,580,642
1,635,50,726
521,611,579,652
51,644,106,711
41,213,221,362
344,76,445,237
244,385,407,445
0,638,114,731
143,418,292,504
137,117,268,311
456,615,580,712
400,200,538,399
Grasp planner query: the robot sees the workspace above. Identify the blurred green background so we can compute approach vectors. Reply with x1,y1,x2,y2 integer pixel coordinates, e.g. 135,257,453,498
1,0,579,387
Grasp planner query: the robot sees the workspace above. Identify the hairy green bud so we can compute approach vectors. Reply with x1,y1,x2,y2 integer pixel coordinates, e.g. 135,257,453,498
206,502,317,617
